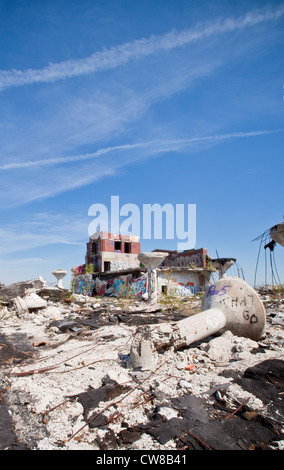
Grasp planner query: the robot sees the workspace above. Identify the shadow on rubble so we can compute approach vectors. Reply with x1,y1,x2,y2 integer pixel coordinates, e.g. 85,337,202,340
0,334,41,449
48,305,191,336
0,333,37,365
66,360,284,451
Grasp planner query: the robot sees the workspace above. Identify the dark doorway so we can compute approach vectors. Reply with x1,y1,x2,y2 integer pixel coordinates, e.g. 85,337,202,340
104,261,111,272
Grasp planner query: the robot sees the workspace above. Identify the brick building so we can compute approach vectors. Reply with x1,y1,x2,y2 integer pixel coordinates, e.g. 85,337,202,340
86,231,141,272
152,247,210,268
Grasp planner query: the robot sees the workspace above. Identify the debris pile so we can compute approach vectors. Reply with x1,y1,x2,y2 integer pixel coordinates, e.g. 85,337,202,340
0,280,283,450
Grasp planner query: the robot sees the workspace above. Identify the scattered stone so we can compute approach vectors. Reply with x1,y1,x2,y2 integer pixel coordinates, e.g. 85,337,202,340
204,331,259,363
0,283,283,450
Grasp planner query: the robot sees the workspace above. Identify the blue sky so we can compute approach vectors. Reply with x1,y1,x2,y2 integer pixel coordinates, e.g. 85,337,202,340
0,0,283,288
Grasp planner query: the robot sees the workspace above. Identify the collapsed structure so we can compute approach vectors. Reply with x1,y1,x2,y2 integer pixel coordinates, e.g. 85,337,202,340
1,269,283,451
0,228,283,451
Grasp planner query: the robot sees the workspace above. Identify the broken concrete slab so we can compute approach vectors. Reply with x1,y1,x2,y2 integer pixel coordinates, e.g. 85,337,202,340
201,330,259,363
23,293,47,311
0,279,44,299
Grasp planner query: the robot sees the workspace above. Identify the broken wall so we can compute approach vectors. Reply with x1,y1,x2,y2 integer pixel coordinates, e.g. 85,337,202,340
71,273,147,298
71,275,95,296
94,274,147,297
154,248,208,268
157,270,202,296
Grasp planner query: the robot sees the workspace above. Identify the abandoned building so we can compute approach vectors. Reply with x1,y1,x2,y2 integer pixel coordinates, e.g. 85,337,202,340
85,231,141,273
152,248,212,295
70,231,145,298
71,232,214,298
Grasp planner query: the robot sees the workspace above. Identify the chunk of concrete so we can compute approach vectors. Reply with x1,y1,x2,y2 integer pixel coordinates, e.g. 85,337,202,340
12,296,29,316
130,335,158,371
23,293,47,311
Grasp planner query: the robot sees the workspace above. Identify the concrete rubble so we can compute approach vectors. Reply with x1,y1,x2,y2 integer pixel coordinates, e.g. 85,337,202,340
0,279,283,451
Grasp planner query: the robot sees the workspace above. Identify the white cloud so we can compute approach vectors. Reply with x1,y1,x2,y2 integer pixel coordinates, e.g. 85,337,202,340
0,5,283,89
0,212,89,285
0,213,87,256
0,128,280,208
0,129,278,171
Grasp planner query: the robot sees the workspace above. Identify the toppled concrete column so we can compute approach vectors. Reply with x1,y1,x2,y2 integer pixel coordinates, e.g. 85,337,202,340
138,252,168,304
133,277,266,353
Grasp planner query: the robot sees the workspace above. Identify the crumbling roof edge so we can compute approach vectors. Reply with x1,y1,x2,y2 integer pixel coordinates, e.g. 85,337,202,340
157,266,214,273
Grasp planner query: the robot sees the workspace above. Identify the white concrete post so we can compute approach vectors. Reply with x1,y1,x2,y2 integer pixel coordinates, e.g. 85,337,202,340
52,269,67,289
138,252,168,304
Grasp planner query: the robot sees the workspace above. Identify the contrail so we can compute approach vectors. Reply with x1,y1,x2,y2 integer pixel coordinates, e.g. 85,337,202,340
0,5,283,89
0,129,279,170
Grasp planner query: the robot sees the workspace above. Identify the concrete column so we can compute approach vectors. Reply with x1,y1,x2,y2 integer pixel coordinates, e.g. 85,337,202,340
138,252,168,304
52,269,67,289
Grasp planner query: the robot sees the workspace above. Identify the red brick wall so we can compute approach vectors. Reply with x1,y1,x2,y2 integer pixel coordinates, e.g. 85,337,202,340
130,242,141,254
99,238,140,254
101,239,115,252
155,247,208,268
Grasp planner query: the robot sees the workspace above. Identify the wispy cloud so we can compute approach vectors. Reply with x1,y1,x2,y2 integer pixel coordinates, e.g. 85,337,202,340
0,129,279,171
0,5,283,90
0,213,87,256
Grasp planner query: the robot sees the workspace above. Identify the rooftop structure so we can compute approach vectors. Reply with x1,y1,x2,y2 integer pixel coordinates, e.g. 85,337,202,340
152,247,210,268
86,231,141,273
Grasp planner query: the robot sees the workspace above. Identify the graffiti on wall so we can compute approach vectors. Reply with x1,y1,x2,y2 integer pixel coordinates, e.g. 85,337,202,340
160,279,200,296
94,273,147,297
175,282,200,295
110,260,130,271
110,274,132,296
72,278,95,296
164,252,203,268
71,265,85,275
129,275,147,297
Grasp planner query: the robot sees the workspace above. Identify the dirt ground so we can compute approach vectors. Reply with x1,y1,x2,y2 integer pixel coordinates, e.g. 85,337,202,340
0,282,283,451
